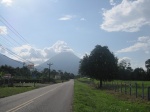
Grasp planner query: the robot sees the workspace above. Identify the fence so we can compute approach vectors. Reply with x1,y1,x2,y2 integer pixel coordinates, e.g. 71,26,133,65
103,81,150,101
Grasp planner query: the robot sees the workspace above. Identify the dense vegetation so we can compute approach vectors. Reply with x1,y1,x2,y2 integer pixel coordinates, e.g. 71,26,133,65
79,45,118,88
0,65,75,86
79,45,150,88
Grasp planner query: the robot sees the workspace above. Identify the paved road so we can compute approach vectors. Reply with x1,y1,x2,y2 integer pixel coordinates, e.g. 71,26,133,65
0,80,74,112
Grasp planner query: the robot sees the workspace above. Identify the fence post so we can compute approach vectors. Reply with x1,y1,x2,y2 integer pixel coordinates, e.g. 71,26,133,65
148,87,150,101
115,82,117,92
34,82,35,87
125,83,127,94
135,83,138,98
142,83,144,99
116,82,117,92
129,83,132,96
121,82,122,93
112,81,113,90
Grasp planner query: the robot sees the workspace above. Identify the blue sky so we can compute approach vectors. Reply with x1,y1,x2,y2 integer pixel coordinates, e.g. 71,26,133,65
0,0,150,69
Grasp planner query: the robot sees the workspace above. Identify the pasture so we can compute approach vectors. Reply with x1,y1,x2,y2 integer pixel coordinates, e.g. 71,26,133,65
73,78,150,112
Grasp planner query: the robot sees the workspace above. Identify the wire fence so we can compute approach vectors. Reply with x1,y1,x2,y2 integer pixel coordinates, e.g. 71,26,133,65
102,81,150,101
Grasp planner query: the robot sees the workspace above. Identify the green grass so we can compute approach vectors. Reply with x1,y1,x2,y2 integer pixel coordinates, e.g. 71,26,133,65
0,83,52,98
102,80,150,98
0,86,35,98
73,79,150,112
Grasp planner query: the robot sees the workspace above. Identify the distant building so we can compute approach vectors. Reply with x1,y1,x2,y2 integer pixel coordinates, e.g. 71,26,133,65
3,74,12,79
55,74,61,80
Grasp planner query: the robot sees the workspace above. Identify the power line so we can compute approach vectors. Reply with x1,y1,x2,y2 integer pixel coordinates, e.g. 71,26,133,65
0,44,33,65
0,15,46,66
0,15,43,60
0,15,28,44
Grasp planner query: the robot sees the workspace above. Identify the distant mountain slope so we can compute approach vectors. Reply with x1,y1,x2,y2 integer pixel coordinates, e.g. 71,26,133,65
0,53,23,68
37,52,80,75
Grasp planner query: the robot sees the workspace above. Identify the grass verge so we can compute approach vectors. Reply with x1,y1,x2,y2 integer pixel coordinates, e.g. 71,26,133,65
0,83,52,98
73,79,150,112
0,87,35,98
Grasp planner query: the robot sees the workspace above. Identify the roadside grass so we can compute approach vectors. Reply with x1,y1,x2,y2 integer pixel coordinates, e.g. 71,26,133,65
0,87,35,98
0,83,51,98
96,80,150,99
73,79,150,112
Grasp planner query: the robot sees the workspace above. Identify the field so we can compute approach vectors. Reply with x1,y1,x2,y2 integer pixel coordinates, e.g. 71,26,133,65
96,80,150,99
0,86,35,98
0,83,50,98
73,79,150,112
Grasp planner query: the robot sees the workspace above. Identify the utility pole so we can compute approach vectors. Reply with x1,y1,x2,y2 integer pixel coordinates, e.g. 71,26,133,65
47,63,53,82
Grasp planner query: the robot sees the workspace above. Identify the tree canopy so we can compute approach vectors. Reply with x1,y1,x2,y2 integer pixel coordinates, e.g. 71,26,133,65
79,45,118,88
145,59,150,71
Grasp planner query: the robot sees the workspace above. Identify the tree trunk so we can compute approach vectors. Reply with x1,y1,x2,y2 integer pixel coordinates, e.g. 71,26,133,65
99,79,102,88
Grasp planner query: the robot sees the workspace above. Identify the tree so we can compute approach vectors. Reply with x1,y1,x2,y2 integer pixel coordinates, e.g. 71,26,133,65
145,59,150,70
79,45,118,88
79,54,92,77
132,68,146,81
145,59,150,80
117,60,133,80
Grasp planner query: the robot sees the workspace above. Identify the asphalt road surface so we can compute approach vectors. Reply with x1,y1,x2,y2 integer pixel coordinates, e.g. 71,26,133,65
0,80,74,112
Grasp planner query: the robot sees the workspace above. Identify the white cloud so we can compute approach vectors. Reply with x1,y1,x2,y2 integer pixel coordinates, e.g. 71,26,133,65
58,15,74,21
0,26,7,35
80,18,86,21
118,57,131,63
117,36,150,53
110,0,116,6
44,41,74,58
12,41,75,66
101,0,150,32
118,57,145,69
1,0,13,6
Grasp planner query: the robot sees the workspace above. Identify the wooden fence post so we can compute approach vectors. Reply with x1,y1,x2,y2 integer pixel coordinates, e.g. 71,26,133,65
142,83,144,99
125,83,127,94
129,83,132,96
115,82,117,92
112,81,113,90
148,87,150,101
117,82,118,92
135,83,138,98
121,82,122,93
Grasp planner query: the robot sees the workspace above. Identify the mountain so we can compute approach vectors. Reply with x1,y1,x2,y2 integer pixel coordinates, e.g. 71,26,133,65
37,52,80,75
0,53,23,68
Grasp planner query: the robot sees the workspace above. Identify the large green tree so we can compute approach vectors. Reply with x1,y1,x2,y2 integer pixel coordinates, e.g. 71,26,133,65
145,59,150,80
79,54,92,77
79,45,118,88
145,59,150,71
132,68,146,81
117,60,133,80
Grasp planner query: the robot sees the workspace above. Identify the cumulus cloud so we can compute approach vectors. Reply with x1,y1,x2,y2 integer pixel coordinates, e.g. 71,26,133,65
58,15,75,21
0,26,7,35
101,0,150,32
118,57,131,63
117,36,150,53
1,0,13,6
12,41,74,66
43,41,74,60
109,0,116,6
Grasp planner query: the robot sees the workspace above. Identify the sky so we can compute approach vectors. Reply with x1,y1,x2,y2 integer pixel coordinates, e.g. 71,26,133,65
0,0,150,69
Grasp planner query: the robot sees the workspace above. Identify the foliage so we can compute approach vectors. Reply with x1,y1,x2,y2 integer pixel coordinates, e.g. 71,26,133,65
79,45,118,87
0,65,75,85
145,59,150,80
145,59,150,71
